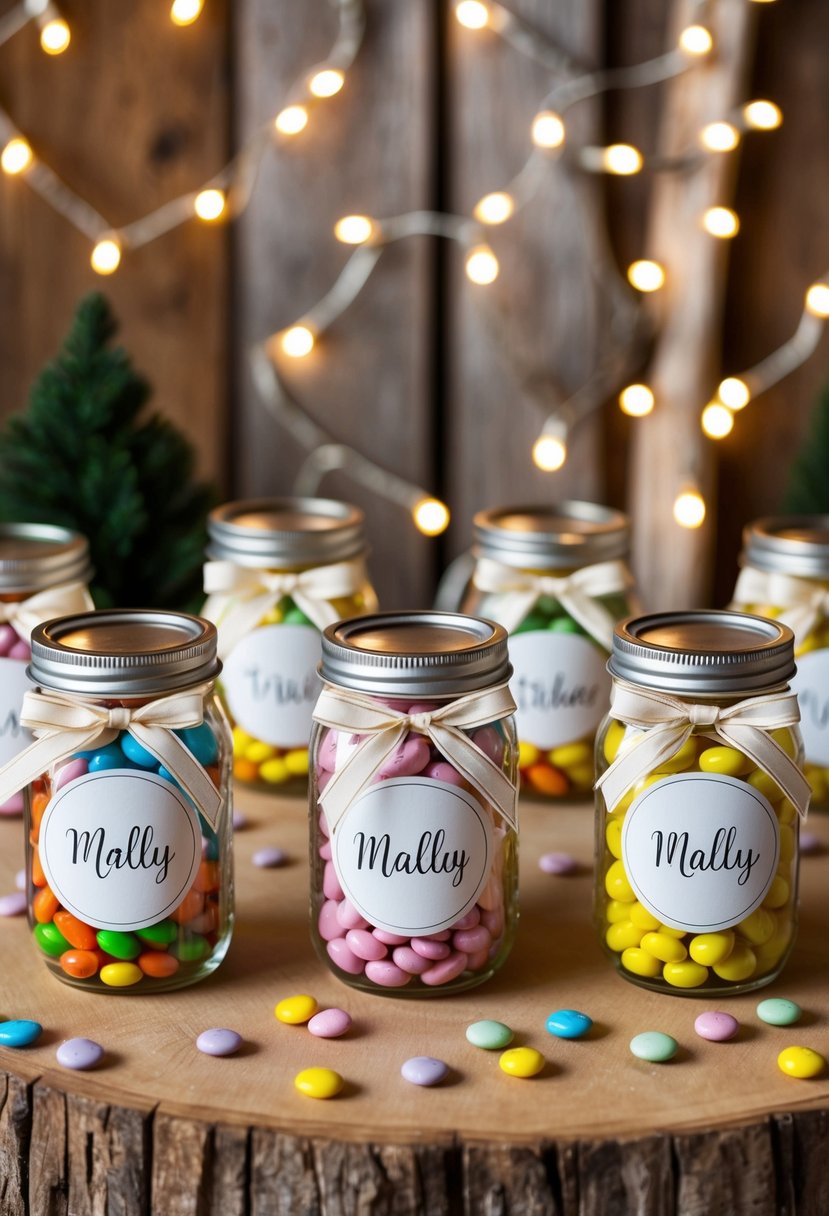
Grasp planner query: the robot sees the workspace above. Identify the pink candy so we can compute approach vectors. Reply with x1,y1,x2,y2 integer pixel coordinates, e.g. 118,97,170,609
0,625,17,655
376,736,430,780
364,960,411,987
420,951,468,986
411,937,451,961
327,938,365,975
0,793,24,817
345,929,388,961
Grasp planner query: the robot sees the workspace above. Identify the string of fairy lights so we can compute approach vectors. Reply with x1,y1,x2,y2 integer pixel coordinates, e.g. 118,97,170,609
0,0,826,538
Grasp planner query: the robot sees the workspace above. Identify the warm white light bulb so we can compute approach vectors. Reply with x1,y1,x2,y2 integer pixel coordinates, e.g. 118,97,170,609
194,188,226,222
532,434,567,472
413,497,450,537
464,245,499,285
90,238,122,275
718,377,751,410
743,100,783,131
531,111,565,150
334,215,374,245
602,144,643,175
679,25,713,56
40,17,70,54
673,490,706,529
627,260,665,293
702,206,740,238
274,105,309,136
700,121,740,153
455,1,490,29
805,283,829,318
619,385,655,417
702,402,735,439
170,0,204,25
279,325,316,358
473,192,514,225
309,69,344,98
1,137,33,176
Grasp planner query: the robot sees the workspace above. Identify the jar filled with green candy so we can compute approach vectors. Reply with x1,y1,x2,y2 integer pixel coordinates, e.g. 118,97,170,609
202,498,379,791
460,502,638,798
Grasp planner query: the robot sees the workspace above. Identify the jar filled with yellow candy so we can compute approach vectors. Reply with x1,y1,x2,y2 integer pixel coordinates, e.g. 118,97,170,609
202,498,378,790
460,502,638,799
730,515,829,810
595,610,810,996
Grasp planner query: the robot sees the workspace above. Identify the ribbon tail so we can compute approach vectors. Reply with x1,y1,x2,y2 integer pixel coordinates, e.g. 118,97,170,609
213,591,281,660
491,591,540,634
0,727,103,807
595,724,691,812
555,590,616,651
319,724,408,833
290,588,340,633
431,723,518,830
130,726,224,830
718,724,812,818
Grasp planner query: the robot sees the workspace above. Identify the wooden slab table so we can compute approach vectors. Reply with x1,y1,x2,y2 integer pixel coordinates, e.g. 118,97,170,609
1,788,828,1215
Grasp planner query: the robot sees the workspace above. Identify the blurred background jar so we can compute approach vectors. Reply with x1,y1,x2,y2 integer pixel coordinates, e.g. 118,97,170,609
203,498,378,792
460,502,637,800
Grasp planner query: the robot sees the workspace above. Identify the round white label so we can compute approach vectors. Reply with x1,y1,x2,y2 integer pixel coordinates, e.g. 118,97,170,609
221,623,321,747
0,657,33,766
621,772,780,933
39,769,202,932
331,777,495,935
792,649,829,766
508,631,609,749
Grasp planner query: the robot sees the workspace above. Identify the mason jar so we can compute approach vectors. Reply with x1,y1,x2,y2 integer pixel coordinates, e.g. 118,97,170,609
594,610,809,996
203,498,378,791
0,523,93,815
1,609,233,992
730,515,829,811
309,611,519,995
460,502,637,799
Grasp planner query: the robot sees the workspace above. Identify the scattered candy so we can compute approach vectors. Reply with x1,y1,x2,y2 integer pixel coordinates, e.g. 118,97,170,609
629,1031,678,1062
545,1009,592,1040
232,809,248,830
275,994,319,1025
196,1028,243,1057
14,869,25,891
0,892,27,917
757,998,802,1026
799,831,821,855
0,1019,42,1047
294,1066,344,1099
498,1047,545,1078
777,1046,825,1079
252,846,289,869
538,852,580,876
466,1020,514,1050
694,1011,739,1042
308,1008,352,1039
401,1056,449,1087
56,1038,104,1070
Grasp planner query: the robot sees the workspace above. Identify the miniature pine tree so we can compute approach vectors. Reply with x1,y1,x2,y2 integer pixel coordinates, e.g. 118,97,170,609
783,382,829,514
0,293,215,610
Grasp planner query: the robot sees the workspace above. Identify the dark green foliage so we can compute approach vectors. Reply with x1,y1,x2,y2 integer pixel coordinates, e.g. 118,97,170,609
0,293,215,610
783,382,829,514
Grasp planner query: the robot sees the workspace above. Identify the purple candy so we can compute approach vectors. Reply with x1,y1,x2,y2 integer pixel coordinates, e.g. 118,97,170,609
232,809,248,830
7,640,30,661
14,869,25,891
0,892,27,917
308,1008,352,1038
56,1038,105,1070
0,624,16,655
538,851,579,875
694,1011,739,1042
252,846,288,869
196,1028,243,1057
401,1056,449,1087
0,793,23,817
800,831,822,855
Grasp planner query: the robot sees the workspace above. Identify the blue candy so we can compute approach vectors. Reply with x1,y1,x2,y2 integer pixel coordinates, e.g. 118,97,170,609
88,744,133,773
120,733,159,769
545,1009,593,1040
0,1019,42,1047
175,723,218,766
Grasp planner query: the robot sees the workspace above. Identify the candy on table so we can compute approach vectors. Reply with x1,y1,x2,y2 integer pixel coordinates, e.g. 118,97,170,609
498,1046,545,1078
196,1028,243,1057
756,998,802,1026
538,851,579,876
252,846,289,869
0,891,27,917
546,1009,592,1040
56,1038,105,1070
694,1011,740,1042
799,831,821,856
0,1019,42,1047
294,1066,344,1099
401,1056,449,1087
629,1031,678,1062
777,1046,825,1079
308,1008,352,1038
275,994,319,1025
466,1020,514,1050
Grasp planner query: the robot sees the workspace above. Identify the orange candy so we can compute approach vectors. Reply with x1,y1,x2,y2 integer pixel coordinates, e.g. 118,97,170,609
32,887,59,924
233,759,259,783
31,847,46,888
54,910,98,951
59,948,101,979
31,791,49,830
170,889,205,924
194,861,220,893
525,762,569,796
137,951,180,979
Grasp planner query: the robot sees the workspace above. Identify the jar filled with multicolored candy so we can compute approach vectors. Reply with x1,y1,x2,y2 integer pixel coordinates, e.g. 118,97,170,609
310,611,519,995
460,502,637,799
730,516,829,811
0,523,93,816
0,609,233,992
203,498,378,791
595,610,809,996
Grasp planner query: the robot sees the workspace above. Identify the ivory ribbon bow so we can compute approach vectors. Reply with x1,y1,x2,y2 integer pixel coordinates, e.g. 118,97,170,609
471,557,635,647
0,685,223,827
312,682,518,833
732,565,829,640
0,582,94,641
595,678,811,818
203,558,373,659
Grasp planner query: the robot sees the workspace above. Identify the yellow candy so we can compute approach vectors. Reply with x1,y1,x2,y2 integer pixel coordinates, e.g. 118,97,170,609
604,860,635,902
688,931,734,967
777,799,797,826
763,876,790,909
662,960,709,988
656,924,687,938
629,902,661,931
567,763,595,789
605,899,632,924
738,908,775,946
602,720,626,764
294,1067,344,1098
640,932,688,964
284,748,310,776
712,941,756,982
779,824,796,865
232,726,253,757
244,740,276,764
772,728,797,759
518,741,540,769
659,737,699,774
620,947,662,978
754,915,792,972
550,741,592,770
260,758,290,784
605,818,623,859
262,605,285,625
777,1046,826,1080
698,746,751,777
275,993,319,1025
748,769,783,803
99,962,143,988
794,633,820,655
606,921,644,953
499,1047,545,1078
611,773,664,815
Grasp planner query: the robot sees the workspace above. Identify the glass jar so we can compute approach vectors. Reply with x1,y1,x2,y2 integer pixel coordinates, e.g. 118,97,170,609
730,515,829,811
203,497,378,791
6,609,233,992
309,611,519,996
0,523,93,816
460,502,637,799
595,610,809,996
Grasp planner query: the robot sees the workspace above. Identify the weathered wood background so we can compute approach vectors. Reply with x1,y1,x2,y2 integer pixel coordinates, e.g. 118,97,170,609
0,0,827,610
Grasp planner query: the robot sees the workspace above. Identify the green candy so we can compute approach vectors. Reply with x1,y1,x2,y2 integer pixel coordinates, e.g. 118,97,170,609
136,920,178,947
175,936,210,963
756,997,802,1026
535,595,563,620
283,606,313,626
629,1031,678,1063
96,930,141,960
465,1019,514,1050
34,922,70,957
548,616,584,635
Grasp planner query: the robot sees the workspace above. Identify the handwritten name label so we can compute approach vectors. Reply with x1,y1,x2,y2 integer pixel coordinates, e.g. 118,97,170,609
792,650,829,766
508,632,609,749
40,770,201,932
0,657,33,766
332,777,493,935
621,772,779,933
221,623,321,747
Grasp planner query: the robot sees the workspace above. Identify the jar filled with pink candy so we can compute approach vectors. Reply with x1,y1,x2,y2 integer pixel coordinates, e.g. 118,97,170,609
309,611,519,995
